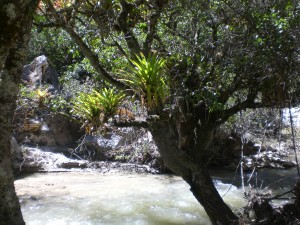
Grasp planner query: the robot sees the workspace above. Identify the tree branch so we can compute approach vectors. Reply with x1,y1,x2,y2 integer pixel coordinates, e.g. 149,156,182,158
143,3,166,55
117,0,142,55
43,1,132,92
64,26,131,91
218,95,262,124
113,119,149,128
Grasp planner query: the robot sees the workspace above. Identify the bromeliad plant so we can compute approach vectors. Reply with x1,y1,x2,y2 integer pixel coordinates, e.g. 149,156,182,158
94,88,126,119
71,87,125,132
120,53,169,110
35,88,51,107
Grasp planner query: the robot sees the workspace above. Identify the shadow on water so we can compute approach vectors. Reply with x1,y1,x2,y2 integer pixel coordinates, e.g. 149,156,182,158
210,167,299,191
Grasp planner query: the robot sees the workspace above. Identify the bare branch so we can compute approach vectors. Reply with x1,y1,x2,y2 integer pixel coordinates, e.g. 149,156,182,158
64,25,131,91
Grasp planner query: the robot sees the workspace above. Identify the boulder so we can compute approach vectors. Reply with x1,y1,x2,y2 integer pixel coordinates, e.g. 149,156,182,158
22,55,59,89
78,130,131,161
19,146,87,172
15,113,84,152
43,114,84,147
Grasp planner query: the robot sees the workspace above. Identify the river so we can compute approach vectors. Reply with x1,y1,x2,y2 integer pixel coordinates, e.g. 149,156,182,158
15,172,249,225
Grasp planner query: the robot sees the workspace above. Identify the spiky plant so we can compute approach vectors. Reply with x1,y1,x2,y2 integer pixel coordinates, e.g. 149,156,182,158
35,88,50,107
72,91,102,127
72,88,125,130
120,53,169,109
93,88,126,118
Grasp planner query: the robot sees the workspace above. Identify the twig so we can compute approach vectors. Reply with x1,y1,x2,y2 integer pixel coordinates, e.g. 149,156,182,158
267,189,294,201
19,157,26,172
241,135,245,193
70,134,87,160
222,157,241,198
247,123,269,183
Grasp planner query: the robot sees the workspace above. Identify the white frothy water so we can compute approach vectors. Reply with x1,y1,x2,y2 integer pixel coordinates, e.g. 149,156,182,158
15,173,245,225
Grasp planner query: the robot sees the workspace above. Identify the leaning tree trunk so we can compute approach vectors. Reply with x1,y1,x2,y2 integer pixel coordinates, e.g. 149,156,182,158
149,118,239,225
0,1,38,224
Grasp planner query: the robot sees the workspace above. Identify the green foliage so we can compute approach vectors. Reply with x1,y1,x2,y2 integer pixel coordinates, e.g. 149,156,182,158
49,92,70,113
19,85,35,102
72,91,102,126
18,85,51,107
93,88,126,118
35,0,300,117
121,53,169,109
35,88,50,106
71,88,125,129
28,27,82,74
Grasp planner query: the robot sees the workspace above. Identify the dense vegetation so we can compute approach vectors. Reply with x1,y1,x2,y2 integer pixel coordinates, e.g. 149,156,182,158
32,0,300,224
1,0,300,224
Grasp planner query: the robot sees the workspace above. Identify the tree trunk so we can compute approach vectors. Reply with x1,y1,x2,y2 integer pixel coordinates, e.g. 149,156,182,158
149,118,239,225
183,170,239,225
0,1,38,224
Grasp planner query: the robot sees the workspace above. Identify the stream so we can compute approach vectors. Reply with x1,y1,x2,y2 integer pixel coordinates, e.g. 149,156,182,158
15,172,245,225
15,168,298,225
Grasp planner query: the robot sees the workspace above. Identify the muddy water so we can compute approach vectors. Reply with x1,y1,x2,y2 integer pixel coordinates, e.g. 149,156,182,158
15,172,246,225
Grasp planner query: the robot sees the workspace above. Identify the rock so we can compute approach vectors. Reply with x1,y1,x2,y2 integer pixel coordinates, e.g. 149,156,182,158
88,161,160,174
22,55,59,89
19,146,88,172
43,114,84,147
78,127,161,164
15,113,84,151
96,133,124,150
281,160,297,168
17,146,159,174
78,133,126,161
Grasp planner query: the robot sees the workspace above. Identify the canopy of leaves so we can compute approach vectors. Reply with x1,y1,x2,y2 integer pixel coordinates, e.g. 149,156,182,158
33,0,299,123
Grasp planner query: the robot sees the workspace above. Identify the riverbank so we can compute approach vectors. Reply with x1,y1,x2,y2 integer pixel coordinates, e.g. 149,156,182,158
14,146,161,175
15,139,299,176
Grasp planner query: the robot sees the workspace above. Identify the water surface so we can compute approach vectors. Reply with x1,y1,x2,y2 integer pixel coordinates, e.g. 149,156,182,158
15,172,246,225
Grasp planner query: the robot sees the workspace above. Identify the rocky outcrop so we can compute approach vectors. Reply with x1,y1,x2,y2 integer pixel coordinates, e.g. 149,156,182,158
14,111,84,151
22,55,59,89
13,55,164,173
19,146,87,172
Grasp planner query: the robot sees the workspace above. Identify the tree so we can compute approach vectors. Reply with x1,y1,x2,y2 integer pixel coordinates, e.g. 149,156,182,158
0,1,39,224
38,0,300,224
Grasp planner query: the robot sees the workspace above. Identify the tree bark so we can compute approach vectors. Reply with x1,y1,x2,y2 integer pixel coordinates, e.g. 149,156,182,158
184,170,239,225
148,115,239,225
0,1,38,224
